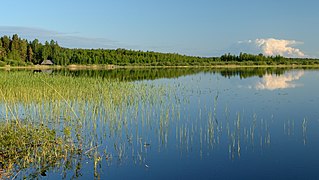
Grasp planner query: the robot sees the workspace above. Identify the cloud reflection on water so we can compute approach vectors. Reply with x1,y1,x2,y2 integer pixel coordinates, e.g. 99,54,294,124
255,70,304,90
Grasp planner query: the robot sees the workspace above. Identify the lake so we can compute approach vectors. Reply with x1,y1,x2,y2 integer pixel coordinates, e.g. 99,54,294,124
1,68,319,179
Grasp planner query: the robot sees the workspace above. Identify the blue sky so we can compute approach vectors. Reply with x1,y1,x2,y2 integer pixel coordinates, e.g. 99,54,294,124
0,0,318,57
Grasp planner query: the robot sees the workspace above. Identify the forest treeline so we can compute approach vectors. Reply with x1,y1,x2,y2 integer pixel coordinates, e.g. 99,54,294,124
0,34,318,66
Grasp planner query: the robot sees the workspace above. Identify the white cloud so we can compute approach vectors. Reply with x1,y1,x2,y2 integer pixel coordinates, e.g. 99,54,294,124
231,38,306,58
255,70,304,90
255,38,305,57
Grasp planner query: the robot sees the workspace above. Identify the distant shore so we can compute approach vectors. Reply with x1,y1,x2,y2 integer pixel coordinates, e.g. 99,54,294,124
1,64,319,71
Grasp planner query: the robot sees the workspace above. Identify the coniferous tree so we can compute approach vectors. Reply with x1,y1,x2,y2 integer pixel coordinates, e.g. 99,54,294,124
0,34,318,66
27,45,33,63
1,35,10,55
10,34,19,51
0,39,4,58
42,41,51,60
19,39,28,61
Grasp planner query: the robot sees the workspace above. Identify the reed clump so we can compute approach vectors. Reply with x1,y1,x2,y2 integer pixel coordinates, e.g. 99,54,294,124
0,120,75,178
0,70,166,178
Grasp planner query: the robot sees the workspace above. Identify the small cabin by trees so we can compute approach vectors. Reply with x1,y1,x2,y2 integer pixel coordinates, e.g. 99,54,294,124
41,59,54,65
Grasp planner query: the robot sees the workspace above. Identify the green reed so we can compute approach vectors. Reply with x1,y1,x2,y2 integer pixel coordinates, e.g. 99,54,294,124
0,121,76,179
0,70,312,178
0,70,168,178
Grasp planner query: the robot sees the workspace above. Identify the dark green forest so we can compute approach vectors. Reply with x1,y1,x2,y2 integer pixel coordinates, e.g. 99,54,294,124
0,34,318,66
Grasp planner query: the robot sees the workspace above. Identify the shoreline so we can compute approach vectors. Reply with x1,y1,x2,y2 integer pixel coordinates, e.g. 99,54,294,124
1,64,319,70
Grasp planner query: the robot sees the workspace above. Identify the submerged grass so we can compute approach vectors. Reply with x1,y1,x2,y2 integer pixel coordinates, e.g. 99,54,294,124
0,121,75,179
0,70,167,178
0,70,312,178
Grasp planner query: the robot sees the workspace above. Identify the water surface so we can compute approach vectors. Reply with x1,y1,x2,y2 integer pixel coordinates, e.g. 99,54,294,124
1,68,319,179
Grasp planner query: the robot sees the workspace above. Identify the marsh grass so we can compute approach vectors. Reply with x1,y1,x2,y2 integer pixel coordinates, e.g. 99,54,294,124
0,70,311,178
0,121,76,179
0,70,168,178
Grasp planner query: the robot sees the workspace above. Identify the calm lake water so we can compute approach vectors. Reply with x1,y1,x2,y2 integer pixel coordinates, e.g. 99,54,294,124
3,68,319,179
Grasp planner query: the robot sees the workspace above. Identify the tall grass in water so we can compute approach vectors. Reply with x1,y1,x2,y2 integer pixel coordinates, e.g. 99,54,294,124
0,121,75,179
0,71,167,178
0,70,312,178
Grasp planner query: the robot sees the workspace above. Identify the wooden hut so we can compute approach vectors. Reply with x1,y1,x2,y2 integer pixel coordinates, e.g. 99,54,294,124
41,60,54,65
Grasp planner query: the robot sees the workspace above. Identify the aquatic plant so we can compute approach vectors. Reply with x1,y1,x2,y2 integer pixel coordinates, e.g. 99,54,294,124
0,69,315,179
0,70,169,178
0,121,76,179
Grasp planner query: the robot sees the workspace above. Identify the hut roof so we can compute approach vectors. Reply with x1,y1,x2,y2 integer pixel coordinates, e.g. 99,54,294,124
41,60,54,65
